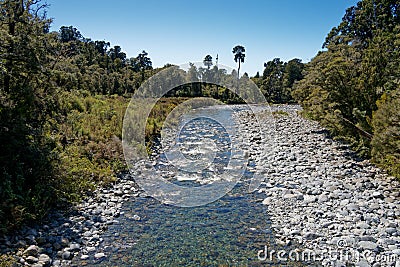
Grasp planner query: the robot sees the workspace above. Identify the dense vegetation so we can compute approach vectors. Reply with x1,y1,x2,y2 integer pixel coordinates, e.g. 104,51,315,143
0,0,180,231
292,0,399,178
253,58,304,103
0,0,261,231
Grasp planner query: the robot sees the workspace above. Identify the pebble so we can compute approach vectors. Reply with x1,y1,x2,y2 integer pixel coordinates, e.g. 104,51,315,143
38,254,51,265
358,241,378,250
23,245,39,256
234,105,400,266
61,251,73,260
0,172,139,266
26,256,38,264
3,104,400,266
69,243,80,252
94,252,106,259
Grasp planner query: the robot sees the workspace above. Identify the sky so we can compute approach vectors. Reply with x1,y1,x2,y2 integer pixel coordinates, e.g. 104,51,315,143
46,0,359,76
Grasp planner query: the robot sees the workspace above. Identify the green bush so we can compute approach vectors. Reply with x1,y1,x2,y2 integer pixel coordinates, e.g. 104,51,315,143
371,88,400,178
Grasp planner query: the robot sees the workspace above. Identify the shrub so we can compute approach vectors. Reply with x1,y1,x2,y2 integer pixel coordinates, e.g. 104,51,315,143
371,88,400,178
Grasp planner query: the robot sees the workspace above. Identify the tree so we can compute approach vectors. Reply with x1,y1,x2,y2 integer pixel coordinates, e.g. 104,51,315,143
0,0,57,230
293,0,400,162
203,55,213,69
94,40,110,55
323,0,400,48
232,45,245,78
131,50,152,82
59,26,82,42
261,58,285,102
283,58,304,89
108,45,126,62
187,62,201,96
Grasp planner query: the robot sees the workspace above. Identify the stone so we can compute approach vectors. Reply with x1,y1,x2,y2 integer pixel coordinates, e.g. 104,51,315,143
303,195,316,203
23,245,39,256
52,242,62,250
318,194,328,203
36,236,47,245
372,191,384,199
94,252,106,259
114,190,123,196
69,243,80,252
358,241,378,250
359,236,376,242
391,249,400,256
26,228,38,236
87,246,96,253
83,231,92,237
290,230,301,236
60,237,69,247
283,194,298,200
385,228,397,235
62,251,73,260
26,256,39,264
304,232,320,240
357,222,370,229
38,254,51,266
340,199,350,206
347,203,359,211
356,260,372,267
262,198,272,205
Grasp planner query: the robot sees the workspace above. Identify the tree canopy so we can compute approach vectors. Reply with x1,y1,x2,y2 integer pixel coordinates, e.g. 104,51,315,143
232,45,245,78
293,0,400,177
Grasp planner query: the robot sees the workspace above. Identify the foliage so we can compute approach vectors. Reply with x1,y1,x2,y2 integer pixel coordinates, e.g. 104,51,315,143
203,55,213,69
253,58,304,103
49,25,154,96
372,88,400,178
53,92,129,203
0,0,57,232
293,0,400,177
232,45,245,78
0,0,158,231
0,254,17,267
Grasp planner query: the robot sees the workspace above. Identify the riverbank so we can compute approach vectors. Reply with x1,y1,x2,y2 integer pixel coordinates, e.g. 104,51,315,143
234,105,400,266
0,175,139,267
1,104,399,266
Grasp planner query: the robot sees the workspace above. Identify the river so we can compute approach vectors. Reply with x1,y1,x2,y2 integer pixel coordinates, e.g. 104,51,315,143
78,105,308,266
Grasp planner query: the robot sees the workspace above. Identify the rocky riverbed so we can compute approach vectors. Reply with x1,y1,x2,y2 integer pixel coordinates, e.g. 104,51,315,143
234,105,400,267
1,104,399,266
0,175,140,266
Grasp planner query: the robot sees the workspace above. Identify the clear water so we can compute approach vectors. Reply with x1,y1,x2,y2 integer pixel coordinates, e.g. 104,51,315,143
79,106,307,267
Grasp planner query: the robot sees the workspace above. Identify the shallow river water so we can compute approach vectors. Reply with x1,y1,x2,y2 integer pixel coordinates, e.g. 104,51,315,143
85,106,307,266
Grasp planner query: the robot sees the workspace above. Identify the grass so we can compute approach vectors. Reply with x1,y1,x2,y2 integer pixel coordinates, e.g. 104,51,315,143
272,110,289,117
0,254,17,267
53,92,186,203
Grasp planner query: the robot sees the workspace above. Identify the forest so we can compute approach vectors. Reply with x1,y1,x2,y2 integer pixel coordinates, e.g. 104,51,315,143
0,0,399,233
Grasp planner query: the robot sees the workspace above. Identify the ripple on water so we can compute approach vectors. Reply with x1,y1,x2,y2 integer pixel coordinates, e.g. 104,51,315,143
81,106,309,267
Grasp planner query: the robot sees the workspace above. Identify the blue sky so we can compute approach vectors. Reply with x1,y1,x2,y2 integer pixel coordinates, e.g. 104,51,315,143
46,0,359,76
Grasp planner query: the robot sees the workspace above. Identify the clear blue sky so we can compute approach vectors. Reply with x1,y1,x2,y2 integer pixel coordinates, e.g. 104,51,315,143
46,0,359,76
